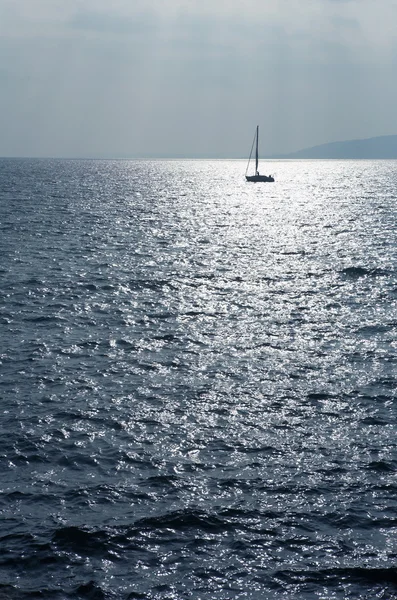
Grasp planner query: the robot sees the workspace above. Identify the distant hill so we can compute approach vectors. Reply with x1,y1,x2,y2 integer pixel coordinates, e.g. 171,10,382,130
273,134,397,159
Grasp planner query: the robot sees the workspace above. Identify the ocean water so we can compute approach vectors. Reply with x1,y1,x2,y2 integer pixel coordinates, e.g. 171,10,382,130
1,157,397,599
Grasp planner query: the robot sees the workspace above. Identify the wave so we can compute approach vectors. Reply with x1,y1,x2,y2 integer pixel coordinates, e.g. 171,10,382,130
340,266,392,279
274,566,397,587
0,581,106,600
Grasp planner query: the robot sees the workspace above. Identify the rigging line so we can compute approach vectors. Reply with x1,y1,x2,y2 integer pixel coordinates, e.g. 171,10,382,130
245,129,257,176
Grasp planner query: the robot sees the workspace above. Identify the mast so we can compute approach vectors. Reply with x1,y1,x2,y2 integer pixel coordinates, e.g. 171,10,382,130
255,125,259,175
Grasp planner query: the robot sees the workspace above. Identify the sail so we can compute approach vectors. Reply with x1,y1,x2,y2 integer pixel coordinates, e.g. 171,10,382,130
255,125,259,175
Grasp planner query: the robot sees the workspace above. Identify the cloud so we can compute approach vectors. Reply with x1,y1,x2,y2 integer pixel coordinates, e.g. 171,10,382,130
68,9,158,36
0,0,396,157
1,0,394,59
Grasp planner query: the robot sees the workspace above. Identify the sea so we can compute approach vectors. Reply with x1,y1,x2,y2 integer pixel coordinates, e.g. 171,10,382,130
1,157,397,599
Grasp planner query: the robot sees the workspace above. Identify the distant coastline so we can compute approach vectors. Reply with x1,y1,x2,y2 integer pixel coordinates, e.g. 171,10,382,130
2,134,397,160
270,134,397,160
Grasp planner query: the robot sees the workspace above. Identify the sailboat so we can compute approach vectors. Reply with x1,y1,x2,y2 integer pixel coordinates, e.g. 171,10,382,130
245,126,274,182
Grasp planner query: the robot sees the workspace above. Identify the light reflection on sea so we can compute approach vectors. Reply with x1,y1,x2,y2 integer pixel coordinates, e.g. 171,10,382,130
0,158,397,599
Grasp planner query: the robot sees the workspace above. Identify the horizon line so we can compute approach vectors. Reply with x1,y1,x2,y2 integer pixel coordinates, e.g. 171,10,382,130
1,155,397,161
2,133,397,162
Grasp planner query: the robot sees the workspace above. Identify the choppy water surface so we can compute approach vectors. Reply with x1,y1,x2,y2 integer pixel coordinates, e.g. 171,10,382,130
1,158,397,599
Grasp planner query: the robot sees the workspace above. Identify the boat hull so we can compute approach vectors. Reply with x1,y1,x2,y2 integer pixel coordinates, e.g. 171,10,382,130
246,174,274,182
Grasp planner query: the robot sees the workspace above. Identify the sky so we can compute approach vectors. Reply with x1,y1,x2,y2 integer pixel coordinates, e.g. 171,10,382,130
0,0,397,158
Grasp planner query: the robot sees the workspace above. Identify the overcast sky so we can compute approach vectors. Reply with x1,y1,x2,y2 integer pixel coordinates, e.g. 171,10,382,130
1,0,396,158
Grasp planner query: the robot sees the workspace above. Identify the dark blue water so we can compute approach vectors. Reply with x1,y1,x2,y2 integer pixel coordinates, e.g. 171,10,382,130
1,157,397,599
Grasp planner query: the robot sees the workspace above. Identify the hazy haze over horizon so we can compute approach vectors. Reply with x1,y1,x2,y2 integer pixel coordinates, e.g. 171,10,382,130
1,0,397,158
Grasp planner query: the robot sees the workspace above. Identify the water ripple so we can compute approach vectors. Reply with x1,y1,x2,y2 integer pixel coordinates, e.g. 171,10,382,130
1,158,397,598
